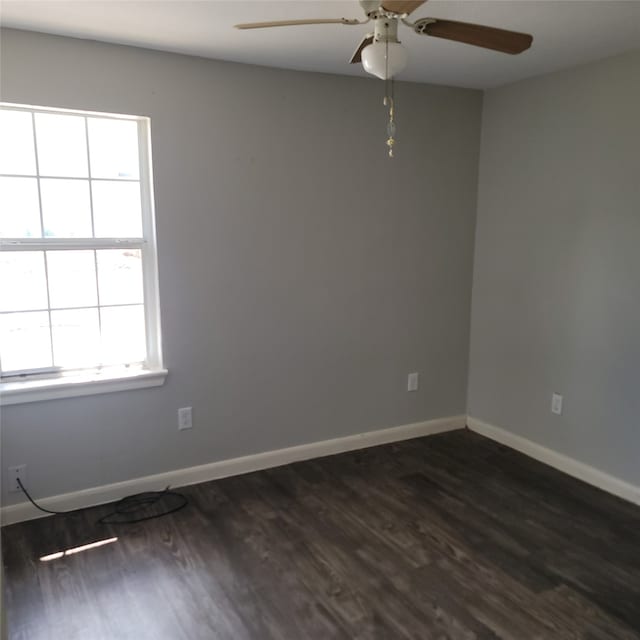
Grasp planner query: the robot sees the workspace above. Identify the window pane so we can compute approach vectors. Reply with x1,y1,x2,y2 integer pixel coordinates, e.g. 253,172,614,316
0,311,52,372
0,177,41,238
47,250,97,309
88,118,139,179
51,308,100,367
35,113,88,178
0,109,36,175
92,181,142,237
0,107,158,377
100,305,146,365
96,249,143,306
40,179,92,237
0,251,48,312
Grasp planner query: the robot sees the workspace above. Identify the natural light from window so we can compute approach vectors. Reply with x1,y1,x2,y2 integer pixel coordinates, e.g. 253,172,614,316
39,536,119,562
0,104,164,402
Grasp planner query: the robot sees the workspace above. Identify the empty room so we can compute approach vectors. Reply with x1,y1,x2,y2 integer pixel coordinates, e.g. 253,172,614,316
0,1,639,638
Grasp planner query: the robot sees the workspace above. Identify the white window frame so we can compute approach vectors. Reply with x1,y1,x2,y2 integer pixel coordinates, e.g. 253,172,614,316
0,103,167,405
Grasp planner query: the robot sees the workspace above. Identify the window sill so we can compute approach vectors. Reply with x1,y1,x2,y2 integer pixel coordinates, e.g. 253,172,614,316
0,368,168,406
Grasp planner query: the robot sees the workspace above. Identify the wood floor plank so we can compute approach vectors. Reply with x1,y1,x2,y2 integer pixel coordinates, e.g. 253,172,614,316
3,429,640,639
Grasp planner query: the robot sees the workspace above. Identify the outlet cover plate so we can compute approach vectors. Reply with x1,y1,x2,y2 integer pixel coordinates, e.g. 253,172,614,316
178,406,193,430
8,465,27,493
551,393,563,415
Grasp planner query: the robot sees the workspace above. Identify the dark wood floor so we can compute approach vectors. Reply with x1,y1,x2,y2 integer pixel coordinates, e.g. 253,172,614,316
3,429,640,639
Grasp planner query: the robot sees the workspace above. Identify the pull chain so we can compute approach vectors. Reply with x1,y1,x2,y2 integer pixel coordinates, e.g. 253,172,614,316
384,94,395,158
383,36,396,158
383,81,396,158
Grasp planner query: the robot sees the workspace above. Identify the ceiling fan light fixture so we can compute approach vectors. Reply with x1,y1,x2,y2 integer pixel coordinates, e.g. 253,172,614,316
235,1,533,156
361,40,408,80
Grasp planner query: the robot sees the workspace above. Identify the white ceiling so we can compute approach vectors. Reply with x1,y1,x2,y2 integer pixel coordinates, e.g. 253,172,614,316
1,1,639,89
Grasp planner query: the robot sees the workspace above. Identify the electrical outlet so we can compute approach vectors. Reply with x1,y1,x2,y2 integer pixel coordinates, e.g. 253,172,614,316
178,406,193,430
551,393,563,415
8,465,27,493
407,372,419,392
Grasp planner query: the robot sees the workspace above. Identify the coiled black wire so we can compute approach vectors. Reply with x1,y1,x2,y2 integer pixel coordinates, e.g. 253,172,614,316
17,477,188,525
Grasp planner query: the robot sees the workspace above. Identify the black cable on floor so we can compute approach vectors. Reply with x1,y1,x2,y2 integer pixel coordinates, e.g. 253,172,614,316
98,488,188,525
17,477,188,525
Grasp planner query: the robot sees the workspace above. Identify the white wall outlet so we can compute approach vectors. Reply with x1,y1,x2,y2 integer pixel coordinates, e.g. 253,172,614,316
551,393,563,415
407,372,419,392
8,465,27,493
178,407,193,430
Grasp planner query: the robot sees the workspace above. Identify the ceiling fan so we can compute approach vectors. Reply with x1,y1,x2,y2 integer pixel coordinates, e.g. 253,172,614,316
236,1,532,157
235,0,533,80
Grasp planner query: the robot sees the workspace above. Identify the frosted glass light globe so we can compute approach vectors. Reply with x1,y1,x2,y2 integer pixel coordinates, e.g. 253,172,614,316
361,41,408,80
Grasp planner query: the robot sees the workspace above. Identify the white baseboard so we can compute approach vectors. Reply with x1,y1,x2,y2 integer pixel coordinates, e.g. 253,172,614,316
1,414,465,526
467,416,640,507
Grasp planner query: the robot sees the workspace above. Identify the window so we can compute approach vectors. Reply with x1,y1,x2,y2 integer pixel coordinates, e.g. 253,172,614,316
0,103,166,404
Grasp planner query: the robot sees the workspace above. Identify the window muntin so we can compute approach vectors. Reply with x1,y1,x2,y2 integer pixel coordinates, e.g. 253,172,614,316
0,104,162,383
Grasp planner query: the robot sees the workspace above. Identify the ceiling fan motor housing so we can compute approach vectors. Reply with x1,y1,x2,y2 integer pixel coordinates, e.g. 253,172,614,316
372,17,400,43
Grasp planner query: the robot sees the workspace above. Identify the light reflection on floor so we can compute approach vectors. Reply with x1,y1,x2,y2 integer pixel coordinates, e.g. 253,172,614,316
39,536,118,562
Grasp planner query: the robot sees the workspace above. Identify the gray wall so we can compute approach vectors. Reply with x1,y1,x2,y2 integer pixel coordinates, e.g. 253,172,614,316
0,29,482,504
468,50,640,485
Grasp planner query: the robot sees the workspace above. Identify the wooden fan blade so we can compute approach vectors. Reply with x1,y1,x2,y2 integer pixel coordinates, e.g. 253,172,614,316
419,19,532,54
350,35,375,64
235,18,360,30
381,1,427,15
